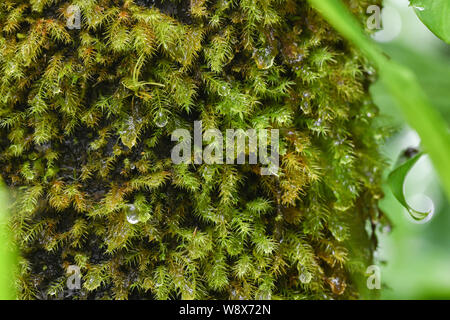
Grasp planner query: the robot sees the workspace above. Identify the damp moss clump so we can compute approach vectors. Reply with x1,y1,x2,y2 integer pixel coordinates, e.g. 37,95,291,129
0,0,387,299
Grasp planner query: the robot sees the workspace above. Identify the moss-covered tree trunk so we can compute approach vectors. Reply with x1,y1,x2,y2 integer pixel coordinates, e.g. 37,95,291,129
0,0,386,299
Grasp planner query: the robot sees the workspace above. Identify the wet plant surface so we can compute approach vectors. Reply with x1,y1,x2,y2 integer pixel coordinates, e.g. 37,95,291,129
0,0,388,299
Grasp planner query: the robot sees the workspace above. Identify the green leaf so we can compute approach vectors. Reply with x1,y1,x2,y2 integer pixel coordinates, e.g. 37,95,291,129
0,184,16,299
410,0,450,44
388,152,431,221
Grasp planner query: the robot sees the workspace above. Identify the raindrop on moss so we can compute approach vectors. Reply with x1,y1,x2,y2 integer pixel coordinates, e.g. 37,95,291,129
299,269,312,284
340,154,352,165
314,118,322,127
253,47,276,70
334,135,345,146
218,84,231,96
53,87,61,95
311,118,323,130
330,224,346,242
155,111,168,128
301,101,311,114
327,275,346,295
120,117,138,148
126,204,139,224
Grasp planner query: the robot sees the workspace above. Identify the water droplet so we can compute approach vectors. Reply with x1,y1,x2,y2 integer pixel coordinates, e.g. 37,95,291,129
404,194,435,224
329,219,348,242
312,118,323,129
184,284,194,296
253,47,276,70
8,62,17,75
155,111,168,128
348,185,357,195
327,275,346,295
292,53,304,64
340,154,352,165
413,6,424,11
299,269,312,284
332,225,346,242
218,84,231,96
301,101,311,114
334,135,345,146
120,117,138,148
283,42,305,66
126,204,139,224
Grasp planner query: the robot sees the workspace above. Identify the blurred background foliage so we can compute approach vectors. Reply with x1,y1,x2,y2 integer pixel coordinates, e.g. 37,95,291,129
371,0,450,299
0,183,16,300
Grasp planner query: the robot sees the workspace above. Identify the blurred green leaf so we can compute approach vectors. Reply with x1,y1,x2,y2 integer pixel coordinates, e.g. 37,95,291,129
410,0,450,44
0,184,16,300
371,42,450,125
388,152,431,221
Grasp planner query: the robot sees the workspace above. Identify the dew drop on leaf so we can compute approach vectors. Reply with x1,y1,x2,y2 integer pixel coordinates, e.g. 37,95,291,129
404,194,435,224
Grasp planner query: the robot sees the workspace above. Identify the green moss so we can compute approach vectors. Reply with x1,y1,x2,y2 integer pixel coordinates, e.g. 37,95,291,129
0,0,387,299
